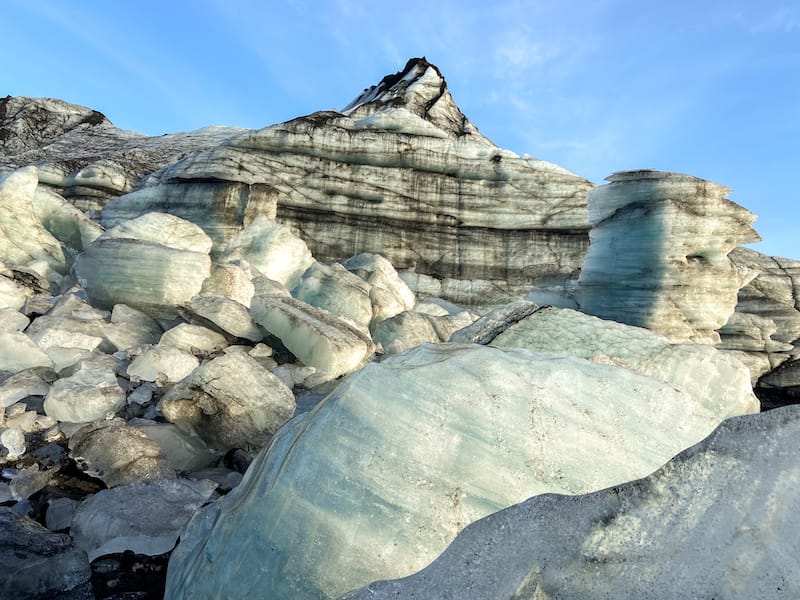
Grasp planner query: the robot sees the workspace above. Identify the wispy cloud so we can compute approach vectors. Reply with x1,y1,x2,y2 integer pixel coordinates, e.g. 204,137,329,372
747,7,800,33
12,1,172,100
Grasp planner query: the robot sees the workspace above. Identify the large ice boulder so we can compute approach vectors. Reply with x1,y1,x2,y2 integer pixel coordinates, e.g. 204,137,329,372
74,212,212,318
166,343,736,600
344,405,800,600
220,215,314,290
43,364,125,423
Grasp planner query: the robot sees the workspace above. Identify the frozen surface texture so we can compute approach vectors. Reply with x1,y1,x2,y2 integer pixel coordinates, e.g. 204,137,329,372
340,253,416,326
44,364,125,423
166,343,729,600
221,215,314,290
293,262,374,329
127,344,200,384
0,167,65,287
577,170,760,343
344,405,800,600
488,305,759,418
184,294,264,342
68,419,174,487
373,309,476,354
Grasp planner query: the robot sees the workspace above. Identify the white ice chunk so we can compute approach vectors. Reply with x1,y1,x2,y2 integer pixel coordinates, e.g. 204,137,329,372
127,345,200,385
0,332,52,373
250,294,374,380
221,216,314,290
293,262,373,328
44,365,125,423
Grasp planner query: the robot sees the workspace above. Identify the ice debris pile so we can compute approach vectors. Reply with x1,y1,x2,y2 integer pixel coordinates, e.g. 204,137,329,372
0,57,798,599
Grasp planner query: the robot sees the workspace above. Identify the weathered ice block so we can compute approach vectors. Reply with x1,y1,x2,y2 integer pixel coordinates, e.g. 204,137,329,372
340,253,416,326
0,167,66,287
200,261,255,307
249,294,375,380
44,365,125,423
293,262,374,329
165,343,728,600
183,294,264,341
104,303,163,352
372,309,476,354
32,186,102,253
71,479,216,562
159,323,228,358
0,331,52,372
724,247,800,348
160,352,295,453
69,419,174,487
577,170,760,343
0,507,91,599
344,405,800,600
127,344,200,384
74,213,212,318
486,305,759,418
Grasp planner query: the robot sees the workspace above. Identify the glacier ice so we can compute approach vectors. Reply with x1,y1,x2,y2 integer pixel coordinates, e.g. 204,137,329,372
221,215,314,290
487,305,759,418
74,213,212,318
249,294,375,380
127,344,200,385
165,343,730,600
44,364,125,423
344,405,800,600
160,351,295,452
71,478,216,561
68,419,174,487
576,170,759,344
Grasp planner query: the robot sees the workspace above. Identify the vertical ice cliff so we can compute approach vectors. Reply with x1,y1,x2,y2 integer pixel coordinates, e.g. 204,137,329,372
576,170,760,343
99,58,594,304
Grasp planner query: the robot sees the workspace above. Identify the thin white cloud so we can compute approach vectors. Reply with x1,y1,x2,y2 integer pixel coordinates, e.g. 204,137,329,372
13,1,173,100
747,7,800,33
492,29,556,73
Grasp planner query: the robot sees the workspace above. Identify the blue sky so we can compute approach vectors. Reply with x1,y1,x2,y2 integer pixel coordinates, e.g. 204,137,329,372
2,0,798,259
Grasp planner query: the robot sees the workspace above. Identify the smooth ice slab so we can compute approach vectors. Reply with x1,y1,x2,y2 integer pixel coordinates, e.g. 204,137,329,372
487,305,759,418
250,294,374,380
